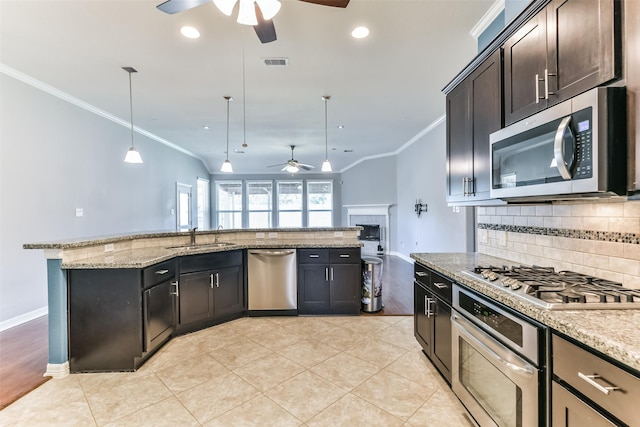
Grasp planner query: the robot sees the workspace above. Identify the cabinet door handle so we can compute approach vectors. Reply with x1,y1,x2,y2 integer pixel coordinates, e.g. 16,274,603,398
433,282,448,289
330,267,334,281
425,297,434,317
325,267,329,282
462,177,467,196
155,269,169,275
415,271,428,277
215,272,220,288
170,281,179,297
545,68,556,98
210,273,214,289
578,372,620,395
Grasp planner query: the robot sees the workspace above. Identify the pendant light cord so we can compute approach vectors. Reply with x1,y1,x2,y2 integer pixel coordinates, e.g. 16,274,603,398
226,97,230,161
324,97,328,159
242,41,247,147
128,72,135,149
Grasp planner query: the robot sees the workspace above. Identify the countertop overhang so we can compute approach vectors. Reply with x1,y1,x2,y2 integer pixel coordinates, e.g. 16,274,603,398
411,252,640,374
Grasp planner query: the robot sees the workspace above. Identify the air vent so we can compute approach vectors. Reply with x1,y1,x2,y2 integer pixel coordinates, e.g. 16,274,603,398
263,57,289,67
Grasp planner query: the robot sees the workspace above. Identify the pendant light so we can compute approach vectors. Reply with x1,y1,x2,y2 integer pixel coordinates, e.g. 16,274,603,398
321,95,332,172
122,67,143,164
221,96,233,173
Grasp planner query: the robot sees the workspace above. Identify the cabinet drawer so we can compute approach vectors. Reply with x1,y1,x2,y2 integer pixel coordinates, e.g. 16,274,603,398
552,334,639,427
143,260,177,289
414,263,430,287
179,250,242,274
298,249,329,264
329,248,361,264
430,271,452,305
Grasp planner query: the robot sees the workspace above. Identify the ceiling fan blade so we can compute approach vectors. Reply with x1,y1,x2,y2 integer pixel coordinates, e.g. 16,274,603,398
267,163,286,168
299,164,315,171
253,4,277,43
297,0,349,7
156,0,210,14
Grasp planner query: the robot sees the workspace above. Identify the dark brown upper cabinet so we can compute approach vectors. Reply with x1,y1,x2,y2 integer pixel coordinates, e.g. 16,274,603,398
504,0,620,126
446,49,503,204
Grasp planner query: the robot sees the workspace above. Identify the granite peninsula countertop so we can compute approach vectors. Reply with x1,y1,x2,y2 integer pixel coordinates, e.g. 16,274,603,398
24,227,363,269
411,252,640,375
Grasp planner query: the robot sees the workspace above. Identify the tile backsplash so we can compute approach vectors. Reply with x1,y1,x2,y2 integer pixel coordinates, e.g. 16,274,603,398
477,200,640,289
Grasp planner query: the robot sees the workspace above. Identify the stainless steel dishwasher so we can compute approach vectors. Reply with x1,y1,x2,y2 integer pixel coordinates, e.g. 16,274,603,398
247,249,297,314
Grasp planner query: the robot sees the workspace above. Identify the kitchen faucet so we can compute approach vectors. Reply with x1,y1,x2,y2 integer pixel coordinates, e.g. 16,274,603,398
189,227,198,246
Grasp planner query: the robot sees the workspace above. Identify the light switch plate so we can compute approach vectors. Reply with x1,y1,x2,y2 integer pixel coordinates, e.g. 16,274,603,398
75,208,83,217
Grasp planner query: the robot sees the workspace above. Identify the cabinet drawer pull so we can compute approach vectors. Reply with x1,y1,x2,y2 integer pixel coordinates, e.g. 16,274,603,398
309,254,320,258
433,282,448,289
415,271,428,277
339,254,350,258
155,269,169,275
578,372,620,395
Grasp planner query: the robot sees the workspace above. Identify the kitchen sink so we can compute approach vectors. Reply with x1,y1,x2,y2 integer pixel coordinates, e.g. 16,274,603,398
166,242,235,250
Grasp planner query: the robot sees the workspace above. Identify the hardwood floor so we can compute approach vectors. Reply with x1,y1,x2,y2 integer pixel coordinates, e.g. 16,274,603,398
0,315,50,410
0,255,413,409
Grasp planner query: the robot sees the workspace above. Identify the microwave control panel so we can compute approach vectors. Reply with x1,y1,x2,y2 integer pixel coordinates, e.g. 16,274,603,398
572,107,593,179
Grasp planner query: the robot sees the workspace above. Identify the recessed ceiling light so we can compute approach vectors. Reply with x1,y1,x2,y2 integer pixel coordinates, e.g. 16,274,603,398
203,125,209,130
337,125,344,129
351,26,369,39
181,26,200,39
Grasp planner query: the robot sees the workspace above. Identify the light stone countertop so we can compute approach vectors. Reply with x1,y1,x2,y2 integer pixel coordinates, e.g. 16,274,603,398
60,239,362,269
410,252,640,375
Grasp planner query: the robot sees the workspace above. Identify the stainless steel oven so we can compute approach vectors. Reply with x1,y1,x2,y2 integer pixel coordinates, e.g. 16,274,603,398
451,285,546,427
489,86,626,200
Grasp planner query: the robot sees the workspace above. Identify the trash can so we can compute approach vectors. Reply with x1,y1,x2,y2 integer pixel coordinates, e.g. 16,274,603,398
361,256,383,313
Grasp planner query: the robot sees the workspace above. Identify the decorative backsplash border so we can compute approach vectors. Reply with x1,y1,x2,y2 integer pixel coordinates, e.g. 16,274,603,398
477,223,640,245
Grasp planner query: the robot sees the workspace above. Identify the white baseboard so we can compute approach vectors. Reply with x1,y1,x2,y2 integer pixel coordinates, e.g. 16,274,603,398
388,251,414,263
0,306,48,332
45,362,69,379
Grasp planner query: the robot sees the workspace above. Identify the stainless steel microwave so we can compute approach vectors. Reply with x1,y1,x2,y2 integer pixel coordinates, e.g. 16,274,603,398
489,87,627,200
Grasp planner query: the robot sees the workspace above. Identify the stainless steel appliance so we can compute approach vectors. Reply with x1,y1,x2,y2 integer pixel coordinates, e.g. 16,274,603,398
452,285,546,427
463,266,640,310
489,86,626,200
247,249,297,313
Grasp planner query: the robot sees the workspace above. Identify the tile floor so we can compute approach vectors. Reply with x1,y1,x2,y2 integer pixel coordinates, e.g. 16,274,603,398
0,316,473,426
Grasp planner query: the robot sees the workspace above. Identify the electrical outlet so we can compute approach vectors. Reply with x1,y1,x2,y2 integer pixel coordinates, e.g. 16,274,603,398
268,232,278,238
75,208,83,217
104,243,114,252
255,232,265,239
498,231,507,247
170,208,175,215
453,206,460,213
334,231,344,237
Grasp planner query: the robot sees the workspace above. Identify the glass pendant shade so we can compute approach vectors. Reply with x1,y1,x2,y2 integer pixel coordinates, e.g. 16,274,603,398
255,0,281,19
213,0,237,16
124,147,143,164
321,159,332,172
285,164,299,174
237,0,258,25
221,159,233,173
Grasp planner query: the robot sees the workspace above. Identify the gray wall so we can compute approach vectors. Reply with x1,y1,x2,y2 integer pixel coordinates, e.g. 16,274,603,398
395,121,475,257
340,156,397,231
0,74,210,326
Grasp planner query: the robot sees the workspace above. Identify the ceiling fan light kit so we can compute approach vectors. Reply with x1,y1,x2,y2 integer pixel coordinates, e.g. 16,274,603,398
122,66,143,164
221,96,234,173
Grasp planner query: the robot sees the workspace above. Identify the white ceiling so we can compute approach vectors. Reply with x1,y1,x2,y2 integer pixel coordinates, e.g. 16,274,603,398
0,0,493,174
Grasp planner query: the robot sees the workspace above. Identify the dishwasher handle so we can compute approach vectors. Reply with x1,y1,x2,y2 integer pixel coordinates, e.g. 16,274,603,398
249,250,295,257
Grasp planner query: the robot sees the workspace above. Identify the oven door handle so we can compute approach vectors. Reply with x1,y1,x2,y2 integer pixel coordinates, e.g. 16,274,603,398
452,313,535,377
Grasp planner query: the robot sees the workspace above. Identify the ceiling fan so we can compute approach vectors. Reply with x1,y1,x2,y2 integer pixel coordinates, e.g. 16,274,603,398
156,0,349,44
268,145,315,173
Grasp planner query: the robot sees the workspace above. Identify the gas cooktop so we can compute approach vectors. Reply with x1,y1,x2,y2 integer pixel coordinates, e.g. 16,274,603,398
463,265,640,310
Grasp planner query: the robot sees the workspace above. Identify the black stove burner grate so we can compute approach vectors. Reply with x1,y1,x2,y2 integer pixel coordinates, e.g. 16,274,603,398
473,265,640,304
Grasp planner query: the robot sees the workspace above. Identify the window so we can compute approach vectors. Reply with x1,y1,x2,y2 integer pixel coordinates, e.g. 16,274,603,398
277,181,303,227
196,177,210,230
247,181,273,228
216,181,242,229
307,181,333,227
176,183,192,231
